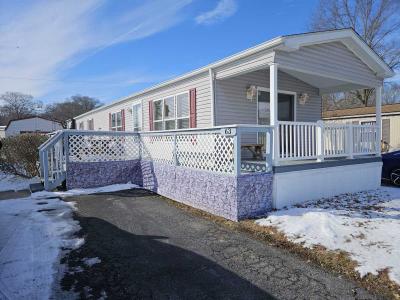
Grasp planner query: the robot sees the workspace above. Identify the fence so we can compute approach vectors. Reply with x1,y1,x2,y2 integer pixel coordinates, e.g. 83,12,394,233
39,125,274,191
277,121,378,162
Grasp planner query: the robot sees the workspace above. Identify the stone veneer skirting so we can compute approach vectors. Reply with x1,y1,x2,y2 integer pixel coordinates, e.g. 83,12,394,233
67,160,143,189
66,159,273,221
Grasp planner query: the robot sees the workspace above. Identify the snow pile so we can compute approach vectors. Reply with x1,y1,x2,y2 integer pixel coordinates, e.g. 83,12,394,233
0,197,82,299
83,257,101,267
0,172,40,192
256,187,400,284
32,182,140,199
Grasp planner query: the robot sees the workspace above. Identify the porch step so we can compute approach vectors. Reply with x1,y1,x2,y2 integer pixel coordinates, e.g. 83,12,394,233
29,182,45,193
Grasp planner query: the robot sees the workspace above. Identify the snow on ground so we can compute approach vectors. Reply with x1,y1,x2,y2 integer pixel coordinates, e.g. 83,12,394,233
83,257,101,267
256,186,400,284
32,182,140,199
0,175,140,299
0,172,40,192
0,197,82,299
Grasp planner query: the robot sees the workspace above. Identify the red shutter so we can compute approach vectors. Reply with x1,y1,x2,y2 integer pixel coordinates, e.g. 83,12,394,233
189,88,196,128
121,109,125,131
149,101,154,131
109,113,112,131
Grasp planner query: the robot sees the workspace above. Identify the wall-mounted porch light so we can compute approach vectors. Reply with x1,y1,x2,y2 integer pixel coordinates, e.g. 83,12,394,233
246,85,257,102
298,93,310,105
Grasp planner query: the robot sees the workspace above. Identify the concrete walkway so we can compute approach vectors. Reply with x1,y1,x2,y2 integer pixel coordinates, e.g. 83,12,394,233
61,189,380,299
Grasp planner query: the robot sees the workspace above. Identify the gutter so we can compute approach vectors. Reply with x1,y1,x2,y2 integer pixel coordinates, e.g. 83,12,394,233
74,37,284,120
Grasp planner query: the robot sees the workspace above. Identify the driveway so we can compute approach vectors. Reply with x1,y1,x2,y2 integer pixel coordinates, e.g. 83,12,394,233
61,188,380,299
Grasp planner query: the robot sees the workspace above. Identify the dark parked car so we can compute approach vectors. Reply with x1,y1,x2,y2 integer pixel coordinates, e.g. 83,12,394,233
382,150,400,186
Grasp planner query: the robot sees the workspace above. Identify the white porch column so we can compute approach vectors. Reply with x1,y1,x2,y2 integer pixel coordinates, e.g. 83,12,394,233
269,63,279,165
375,85,382,156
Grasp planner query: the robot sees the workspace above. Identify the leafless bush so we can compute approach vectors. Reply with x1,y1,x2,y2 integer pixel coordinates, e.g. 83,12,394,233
0,134,48,177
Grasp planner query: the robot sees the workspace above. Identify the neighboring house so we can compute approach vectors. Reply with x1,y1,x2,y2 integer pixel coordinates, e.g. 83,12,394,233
2,117,63,137
323,104,400,150
41,29,394,221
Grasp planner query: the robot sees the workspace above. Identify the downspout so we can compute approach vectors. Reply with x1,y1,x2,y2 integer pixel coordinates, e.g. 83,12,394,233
209,68,215,126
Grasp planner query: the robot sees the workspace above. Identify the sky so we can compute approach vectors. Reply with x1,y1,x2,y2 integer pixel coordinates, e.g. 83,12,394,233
0,0,395,106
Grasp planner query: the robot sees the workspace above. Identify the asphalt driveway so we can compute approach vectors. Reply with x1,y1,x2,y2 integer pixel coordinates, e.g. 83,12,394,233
60,188,380,299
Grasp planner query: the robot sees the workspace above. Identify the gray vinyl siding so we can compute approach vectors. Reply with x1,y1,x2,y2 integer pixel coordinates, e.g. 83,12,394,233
75,72,212,131
215,69,321,126
215,50,275,79
275,42,382,87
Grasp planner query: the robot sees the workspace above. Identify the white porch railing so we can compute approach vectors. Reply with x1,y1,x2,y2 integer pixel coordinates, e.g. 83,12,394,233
277,121,378,163
38,131,67,191
39,125,274,190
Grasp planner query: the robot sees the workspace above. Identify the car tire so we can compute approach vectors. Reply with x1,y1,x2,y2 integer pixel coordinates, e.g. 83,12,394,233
390,169,400,186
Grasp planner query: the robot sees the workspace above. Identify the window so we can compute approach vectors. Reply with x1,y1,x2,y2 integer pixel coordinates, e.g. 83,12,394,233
87,119,94,130
132,103,142,132
152,92,190,130
361,121,376,126
176,93,190,129
78,122,84,130
111,111,123,131
257,90,295,125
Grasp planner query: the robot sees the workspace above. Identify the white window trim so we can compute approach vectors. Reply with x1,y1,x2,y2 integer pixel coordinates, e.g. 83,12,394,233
153,91,190,131
87,118,94,130
111,111,123,131
176,91,190,124
256,87,297,124
132,101,142,132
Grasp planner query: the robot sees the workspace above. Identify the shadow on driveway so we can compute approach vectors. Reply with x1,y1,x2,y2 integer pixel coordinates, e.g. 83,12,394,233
60,188,376,300
62,215,273,299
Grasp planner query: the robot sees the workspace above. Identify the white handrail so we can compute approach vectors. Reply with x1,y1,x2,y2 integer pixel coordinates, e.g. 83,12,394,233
39,125,275,190
278,121,378,162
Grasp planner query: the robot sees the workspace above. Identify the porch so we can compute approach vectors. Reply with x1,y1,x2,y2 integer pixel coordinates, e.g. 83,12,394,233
38,30,390,220
38,121,381,220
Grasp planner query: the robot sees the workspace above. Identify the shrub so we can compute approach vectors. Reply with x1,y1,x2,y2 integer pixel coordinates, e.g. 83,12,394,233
0,134,48,177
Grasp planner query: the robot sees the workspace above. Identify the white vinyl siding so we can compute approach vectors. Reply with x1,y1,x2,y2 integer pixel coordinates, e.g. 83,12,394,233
142,73,211,130
132,102,142,132
5,117,63,136
215,69,320,125
75,72,211,131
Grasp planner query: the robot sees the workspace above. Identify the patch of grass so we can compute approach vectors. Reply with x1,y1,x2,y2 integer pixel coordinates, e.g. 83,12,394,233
161,195,400,300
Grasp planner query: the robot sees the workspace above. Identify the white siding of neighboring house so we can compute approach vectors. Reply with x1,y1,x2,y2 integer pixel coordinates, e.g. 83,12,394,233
75,72,212,131
215,69,321,125
327,115,400,150
275,42,383,88
5,117,63,137
0,127,5,139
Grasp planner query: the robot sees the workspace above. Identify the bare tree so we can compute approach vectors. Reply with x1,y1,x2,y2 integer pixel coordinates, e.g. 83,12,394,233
311,0,400,107
43,95,102,127
0,92,42,125
383,82,400,104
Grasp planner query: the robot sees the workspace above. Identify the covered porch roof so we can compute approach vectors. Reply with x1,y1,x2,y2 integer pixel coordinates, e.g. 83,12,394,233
213,28,394,94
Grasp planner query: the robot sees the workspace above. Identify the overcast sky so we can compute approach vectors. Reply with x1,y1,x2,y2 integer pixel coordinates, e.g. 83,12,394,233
3,0,396,106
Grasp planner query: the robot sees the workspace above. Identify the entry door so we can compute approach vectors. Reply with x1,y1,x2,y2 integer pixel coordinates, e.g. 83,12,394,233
257,90,294,125
257,90,295,155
